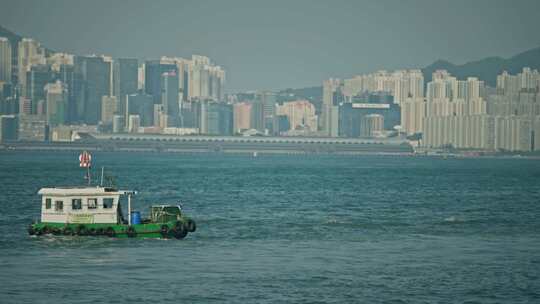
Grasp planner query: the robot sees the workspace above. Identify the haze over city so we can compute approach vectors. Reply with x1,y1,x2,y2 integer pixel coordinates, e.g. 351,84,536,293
2,1,540,304
1,0,539,92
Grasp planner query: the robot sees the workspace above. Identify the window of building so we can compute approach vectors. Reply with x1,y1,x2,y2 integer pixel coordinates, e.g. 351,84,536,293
55,201,63,211
88,198,97,209
103,198,114,209
72,199,82,210
45,198,52,209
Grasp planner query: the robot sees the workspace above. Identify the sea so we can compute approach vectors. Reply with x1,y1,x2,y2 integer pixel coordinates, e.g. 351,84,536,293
0,151,539,303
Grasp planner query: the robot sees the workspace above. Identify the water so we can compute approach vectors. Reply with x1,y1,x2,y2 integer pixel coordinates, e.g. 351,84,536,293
1,151,539,303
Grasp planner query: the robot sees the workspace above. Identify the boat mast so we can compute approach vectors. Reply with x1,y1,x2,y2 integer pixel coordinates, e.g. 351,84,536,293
128,193,132,225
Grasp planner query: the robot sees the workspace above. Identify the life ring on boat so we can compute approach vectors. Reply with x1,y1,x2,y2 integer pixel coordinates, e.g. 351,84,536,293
76,225,87,236
28,225,36,235
127,226,137,238
186,219,197,232
160,225,169,238
105,227,115,237
62,226,73,235
172,224,187,239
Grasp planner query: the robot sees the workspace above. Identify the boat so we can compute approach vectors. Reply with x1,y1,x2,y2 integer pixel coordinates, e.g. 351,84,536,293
28,151,196,239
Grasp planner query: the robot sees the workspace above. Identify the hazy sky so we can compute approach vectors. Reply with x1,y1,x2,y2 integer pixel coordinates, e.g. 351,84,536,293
1,0,539,92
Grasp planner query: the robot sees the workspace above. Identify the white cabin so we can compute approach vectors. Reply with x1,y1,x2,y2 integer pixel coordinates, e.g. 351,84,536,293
38,187,134,224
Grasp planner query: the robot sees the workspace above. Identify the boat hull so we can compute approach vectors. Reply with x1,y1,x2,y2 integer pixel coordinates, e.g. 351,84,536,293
28,219,196,239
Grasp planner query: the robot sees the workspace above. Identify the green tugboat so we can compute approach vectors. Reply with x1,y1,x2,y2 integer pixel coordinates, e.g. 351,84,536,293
28,152,196,239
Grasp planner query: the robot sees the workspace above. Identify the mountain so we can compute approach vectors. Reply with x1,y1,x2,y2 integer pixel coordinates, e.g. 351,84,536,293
277,86,323,111
0,24,53,53
0,25,23,45
422,47,540,86
280,46,540,102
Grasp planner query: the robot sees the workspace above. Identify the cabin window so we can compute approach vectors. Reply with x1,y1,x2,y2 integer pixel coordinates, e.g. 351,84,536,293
45,198,52,209
88,198,97,209
55,201,64,211
72,199,82,210
103,198,114,209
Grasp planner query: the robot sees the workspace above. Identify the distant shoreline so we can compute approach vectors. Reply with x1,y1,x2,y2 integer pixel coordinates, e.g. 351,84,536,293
1,141,539,159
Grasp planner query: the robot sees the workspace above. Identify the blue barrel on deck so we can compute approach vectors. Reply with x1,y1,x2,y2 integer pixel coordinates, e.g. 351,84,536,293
130,211,141,225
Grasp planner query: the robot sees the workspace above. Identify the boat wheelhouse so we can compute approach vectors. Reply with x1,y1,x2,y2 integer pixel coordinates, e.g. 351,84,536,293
38,187,132,225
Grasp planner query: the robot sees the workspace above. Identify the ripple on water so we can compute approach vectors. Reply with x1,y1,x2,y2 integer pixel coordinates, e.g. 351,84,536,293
1,152,539,303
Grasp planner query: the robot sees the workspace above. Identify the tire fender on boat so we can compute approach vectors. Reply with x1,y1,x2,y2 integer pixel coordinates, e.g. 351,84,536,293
105,227,115,237
186,219,197,232
62,226,73,235
127,226,137,238
28,225,36,235
160,224,169,238
76,225,87,236
173,222,187,239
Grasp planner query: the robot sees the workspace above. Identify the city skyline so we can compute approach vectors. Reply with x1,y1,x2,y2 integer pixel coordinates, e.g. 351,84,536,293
1,0,539,92
1,1,540,154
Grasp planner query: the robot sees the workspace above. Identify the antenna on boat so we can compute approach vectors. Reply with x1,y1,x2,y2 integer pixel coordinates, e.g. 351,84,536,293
100,167,104,187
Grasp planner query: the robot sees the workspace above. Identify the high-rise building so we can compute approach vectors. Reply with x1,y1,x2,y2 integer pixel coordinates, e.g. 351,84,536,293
0,97,18,115
250,99,265,132
423,115,537,152
339,70,423,105
338,94,400,138
137,63,145,91
496,68,540,95
153,104,165,128
0,37,11,83
233,102,252,132
18,114,47,141
144,59,177,104
401,97,426,135
127,114,140,133
127,92,154,127
26,64,51,114
185,55,225,101
426,71,486,117
76,56,112,124
47,53,74,71
205,102,233,136
113,58,138,125
0,115,18,142
255,91,277,134
321,78,342,136
18,97,31,115
101,96,117,125
276,100,318,132
17,38,46,97
1,82,13,100
112,115,124,133
44,80,67,126
147,55,225,103
360,114,384,137
36,99,46,116
276,115,290,135
53,63,80,123
161,71,180,127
